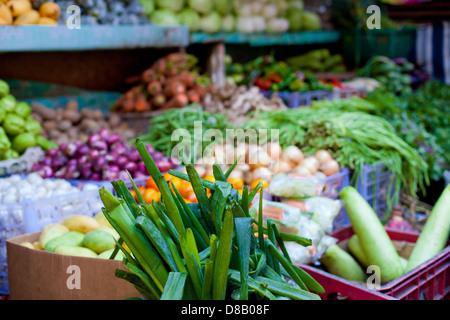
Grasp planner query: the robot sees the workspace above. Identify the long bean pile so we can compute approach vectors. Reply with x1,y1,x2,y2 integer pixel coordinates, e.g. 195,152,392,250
138,104,232,164
98,140,323,300
243,108,429,207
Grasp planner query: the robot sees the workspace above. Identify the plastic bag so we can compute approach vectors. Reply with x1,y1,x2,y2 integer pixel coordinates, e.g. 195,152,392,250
283,197,343,234
269,173,324,198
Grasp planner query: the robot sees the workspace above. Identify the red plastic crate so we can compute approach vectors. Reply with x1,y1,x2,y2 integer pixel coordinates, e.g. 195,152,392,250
299,226,450,300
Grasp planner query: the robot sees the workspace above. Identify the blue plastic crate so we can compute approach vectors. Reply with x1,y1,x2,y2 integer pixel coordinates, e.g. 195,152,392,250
261,90,333,108
0,180,105,294
353,162,398,221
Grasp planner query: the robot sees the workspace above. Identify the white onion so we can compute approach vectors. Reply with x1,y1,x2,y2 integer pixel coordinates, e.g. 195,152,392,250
248,150,271,170
292,165,313,177
315,149,333,164
265,142,282,161
282,145,304,165
302,156,319,175
252,167,273,182
320,159,340,176
273,160,292,174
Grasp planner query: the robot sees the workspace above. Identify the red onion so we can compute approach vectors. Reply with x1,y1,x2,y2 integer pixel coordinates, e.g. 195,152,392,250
54,167,66,178
51,155,68,168
99,128,110,140
106,134,121,146
156,160,173,173
59,143,68,152
91,140,108,151
63,143,78,157
111,143,127,156
108,165,120,173
76,144,90,157
145,144,154,153
87,149,100,160
90,172,101,181
136,161,147,174
45,148,59,157
41,157,52,167
128,149,141,162
93,156,106,172
123,162,137,173
118,170,129,181
116,156,128,168
88,133,101,146
39,165,54,178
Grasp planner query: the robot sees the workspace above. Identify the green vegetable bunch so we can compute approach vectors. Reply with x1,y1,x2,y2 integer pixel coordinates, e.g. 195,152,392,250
99,140,323,300
138,104,233,164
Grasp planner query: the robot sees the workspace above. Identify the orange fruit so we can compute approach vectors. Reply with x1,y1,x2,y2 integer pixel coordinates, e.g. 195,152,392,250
169,177,183,193
186,190,197,203
143,188,160,203
129,190,137,200
163,172,174,182
203,175,215,183
145,177,158,189
137,186,146,195
228,177,244,190
250,179,269,190
182,182,194,197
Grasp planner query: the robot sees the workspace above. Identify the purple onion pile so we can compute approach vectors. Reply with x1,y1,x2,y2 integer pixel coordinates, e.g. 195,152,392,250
32,129,178,181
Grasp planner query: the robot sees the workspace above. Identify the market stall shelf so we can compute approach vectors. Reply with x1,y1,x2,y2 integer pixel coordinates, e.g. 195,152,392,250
0,25,190,52
190,30,341,46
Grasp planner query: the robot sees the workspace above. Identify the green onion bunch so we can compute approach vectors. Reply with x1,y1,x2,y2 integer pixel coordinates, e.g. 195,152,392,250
99,139,323,300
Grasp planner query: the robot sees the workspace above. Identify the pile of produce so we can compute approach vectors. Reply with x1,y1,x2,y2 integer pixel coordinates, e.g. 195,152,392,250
226,55,333,93
0,80,56,161
31,100,136,146
202,82,286,126
0,172,97,203
243,107,429,211
144,0,321,33
113,53,210,113
312,82,449,182
191,143,341,191
20,213,128,260
138,104,232,164
286,49,346,74
357,56,429,95
35,0,149,25
0,0,60,25
319,185,450,283
32,129,177,181
98,139,324,300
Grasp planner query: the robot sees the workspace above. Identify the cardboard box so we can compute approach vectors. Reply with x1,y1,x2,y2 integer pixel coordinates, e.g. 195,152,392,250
6,232,140,300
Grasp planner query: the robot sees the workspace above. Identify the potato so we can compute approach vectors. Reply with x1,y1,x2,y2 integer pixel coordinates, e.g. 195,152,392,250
63,110,81,123
32,103,56,120
43,120,57,131
66,100,79,112
57,120,72,131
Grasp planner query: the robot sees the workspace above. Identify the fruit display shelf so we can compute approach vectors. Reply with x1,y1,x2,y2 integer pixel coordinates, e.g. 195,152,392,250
0,25,190,52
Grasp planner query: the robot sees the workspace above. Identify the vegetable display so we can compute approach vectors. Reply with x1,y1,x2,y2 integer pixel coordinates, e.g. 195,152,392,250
138,104,232,164
98,139,324,300
145,0,322,33
243,107,429,211
113,53,209,113
0,172,97,203
286,49,347,74
0,0,60,25
226,55,333,93
31,100,136,146
0,80,57,161
19,213,128,260
202,82,286,126
32,129,177,181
